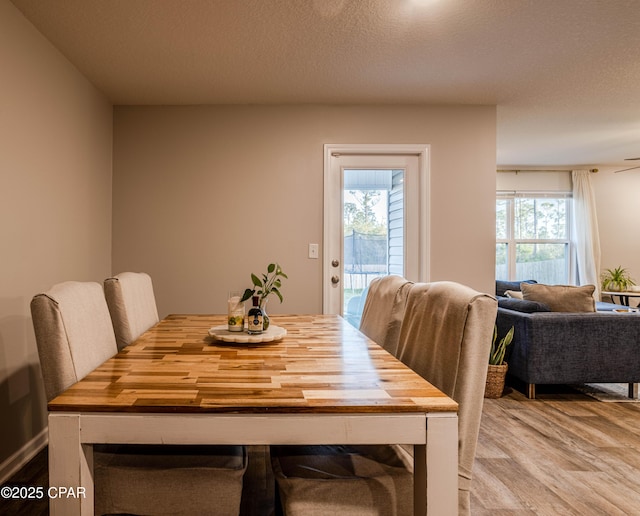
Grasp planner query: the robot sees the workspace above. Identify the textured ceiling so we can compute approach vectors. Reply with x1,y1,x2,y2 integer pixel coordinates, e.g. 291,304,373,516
10,0,640,166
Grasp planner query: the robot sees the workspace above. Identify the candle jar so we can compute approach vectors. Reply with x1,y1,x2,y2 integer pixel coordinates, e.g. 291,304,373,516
227,291,245,332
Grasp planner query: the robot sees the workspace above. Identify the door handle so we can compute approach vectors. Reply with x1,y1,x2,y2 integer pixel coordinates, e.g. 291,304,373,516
331,275,340,285
331,259,340,267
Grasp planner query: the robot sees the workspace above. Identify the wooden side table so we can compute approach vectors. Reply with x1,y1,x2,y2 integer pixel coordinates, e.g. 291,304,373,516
602,290,640,307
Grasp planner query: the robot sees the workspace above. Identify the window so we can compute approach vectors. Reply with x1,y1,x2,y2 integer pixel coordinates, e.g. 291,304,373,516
342,168,404,328
496,193,572,284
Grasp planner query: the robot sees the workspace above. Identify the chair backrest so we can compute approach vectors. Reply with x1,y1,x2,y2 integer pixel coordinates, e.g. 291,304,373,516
104,272,159,350
396,281,497,516
31,281,118,401
359,275,413,357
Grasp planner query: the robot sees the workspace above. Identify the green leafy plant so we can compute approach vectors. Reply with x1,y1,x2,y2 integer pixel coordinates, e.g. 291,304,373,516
601,266,636,292
489,325,514,366
241,263,288,305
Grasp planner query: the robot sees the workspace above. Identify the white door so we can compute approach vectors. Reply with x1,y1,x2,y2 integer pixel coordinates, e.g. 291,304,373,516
323,144,430,324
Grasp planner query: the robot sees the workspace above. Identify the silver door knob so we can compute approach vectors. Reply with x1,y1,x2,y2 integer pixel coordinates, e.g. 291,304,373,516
331,259,340,267
331,275,340,285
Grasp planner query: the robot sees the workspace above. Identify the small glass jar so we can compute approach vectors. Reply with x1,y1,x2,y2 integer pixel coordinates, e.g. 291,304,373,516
227,291,245,332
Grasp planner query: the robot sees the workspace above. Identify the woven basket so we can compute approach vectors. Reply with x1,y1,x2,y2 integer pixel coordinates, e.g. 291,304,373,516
484,363,508,398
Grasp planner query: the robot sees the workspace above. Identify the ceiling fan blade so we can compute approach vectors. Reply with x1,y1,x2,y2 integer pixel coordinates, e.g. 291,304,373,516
614,164,640,173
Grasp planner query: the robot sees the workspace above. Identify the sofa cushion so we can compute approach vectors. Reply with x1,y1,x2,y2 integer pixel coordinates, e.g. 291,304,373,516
505,290,523,299
497,297,551,313
521,283,596,312
596,301,629,311
495,279,537,297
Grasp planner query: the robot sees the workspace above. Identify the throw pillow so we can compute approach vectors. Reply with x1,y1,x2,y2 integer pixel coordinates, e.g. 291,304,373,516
521,283,596,312
505,290,523,299
495,279,537,297
497,297,551,313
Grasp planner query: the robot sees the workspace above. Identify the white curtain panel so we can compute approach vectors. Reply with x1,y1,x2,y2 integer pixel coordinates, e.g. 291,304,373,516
571,170,601,298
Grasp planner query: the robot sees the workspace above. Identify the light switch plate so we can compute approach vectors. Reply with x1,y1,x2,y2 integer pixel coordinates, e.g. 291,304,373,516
308,243,319,259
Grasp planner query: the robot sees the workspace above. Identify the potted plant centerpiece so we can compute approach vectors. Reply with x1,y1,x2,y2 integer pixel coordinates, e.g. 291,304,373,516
484,325,514,399
601,266,636,292
240,263,287,330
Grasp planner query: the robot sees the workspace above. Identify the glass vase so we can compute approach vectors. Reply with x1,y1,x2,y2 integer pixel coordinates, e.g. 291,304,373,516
260,298,270,331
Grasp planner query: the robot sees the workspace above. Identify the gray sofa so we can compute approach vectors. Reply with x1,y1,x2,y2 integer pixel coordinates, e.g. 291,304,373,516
495,281,640,399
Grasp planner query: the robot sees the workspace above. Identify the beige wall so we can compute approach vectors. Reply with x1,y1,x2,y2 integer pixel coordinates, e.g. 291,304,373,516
113,104,497,317
0,2,112,472
591,167,640,296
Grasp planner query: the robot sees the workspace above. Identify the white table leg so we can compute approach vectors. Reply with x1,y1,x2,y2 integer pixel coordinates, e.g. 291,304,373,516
414,414,458,515
49,414,94,515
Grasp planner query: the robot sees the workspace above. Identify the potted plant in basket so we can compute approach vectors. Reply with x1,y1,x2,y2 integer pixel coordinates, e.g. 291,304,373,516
601,266,636,292
484,325,514,399
240,263,287,330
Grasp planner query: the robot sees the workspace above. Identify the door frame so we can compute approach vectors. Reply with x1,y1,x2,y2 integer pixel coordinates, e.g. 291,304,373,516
322,143,431,314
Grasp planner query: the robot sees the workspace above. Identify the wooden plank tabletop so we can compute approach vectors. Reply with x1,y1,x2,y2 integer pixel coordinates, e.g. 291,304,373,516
48,314,457,414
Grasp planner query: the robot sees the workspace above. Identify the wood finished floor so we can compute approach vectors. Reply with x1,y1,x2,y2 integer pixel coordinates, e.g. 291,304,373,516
3,386,640,515
472,386,640,515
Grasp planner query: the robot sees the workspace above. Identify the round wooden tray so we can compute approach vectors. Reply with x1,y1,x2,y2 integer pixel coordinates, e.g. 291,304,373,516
208,325,287,343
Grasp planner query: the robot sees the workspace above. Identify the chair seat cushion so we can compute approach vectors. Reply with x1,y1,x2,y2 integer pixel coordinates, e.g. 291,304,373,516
95,445,247,516
271,445,412,516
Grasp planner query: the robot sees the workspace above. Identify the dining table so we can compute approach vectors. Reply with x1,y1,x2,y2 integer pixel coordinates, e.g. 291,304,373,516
47,314,459,515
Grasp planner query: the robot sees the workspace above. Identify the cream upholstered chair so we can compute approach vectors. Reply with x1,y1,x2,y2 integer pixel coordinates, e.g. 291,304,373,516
272,444,413,516
359,275,413,357
395,281,497,515
31,281,247,516
32,281,118,401
271,281,497,516
104,271,159,350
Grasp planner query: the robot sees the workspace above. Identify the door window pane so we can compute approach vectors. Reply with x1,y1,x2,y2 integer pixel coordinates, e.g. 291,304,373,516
343,169,402,328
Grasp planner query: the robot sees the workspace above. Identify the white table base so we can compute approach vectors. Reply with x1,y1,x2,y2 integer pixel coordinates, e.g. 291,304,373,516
48,411,458,516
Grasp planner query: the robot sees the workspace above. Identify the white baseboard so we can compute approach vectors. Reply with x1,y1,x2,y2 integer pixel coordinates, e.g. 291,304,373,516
0,428,48,484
